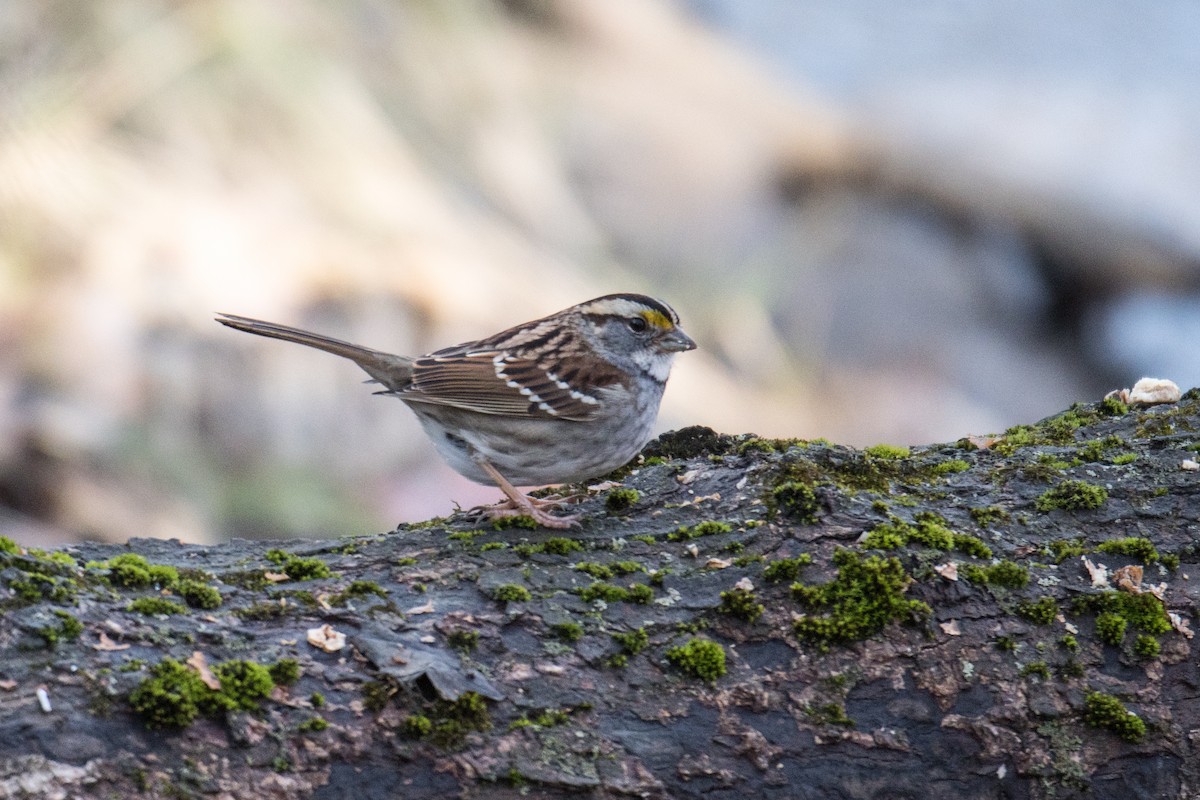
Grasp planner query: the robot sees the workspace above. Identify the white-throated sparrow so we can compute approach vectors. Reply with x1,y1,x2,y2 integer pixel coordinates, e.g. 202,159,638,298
216,294,695,528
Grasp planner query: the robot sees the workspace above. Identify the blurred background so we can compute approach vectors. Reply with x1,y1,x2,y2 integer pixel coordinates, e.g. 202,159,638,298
2,0,1197,546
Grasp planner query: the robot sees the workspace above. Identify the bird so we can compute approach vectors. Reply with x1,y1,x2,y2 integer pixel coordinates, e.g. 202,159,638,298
215,293,695,529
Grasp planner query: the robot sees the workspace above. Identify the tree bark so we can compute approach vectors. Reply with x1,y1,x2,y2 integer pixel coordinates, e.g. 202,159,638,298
2,391,1199,799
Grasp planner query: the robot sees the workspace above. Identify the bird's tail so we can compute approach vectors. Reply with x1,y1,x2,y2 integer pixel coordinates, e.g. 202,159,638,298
215,313,414,392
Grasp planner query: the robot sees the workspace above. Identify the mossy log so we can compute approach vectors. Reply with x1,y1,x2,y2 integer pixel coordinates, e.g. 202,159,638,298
3,391,1200,799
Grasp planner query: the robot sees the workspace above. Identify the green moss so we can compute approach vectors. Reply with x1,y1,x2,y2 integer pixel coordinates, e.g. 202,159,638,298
574,561,614,580
665,638,726,682
404,713,433,738
969,505,1010,528
551,621,583,643
1059,634,1078,651
361,680,393,712
276,556,332,581
995,635,1016,652
39,609,84,647
1084,692,1145,742
804,702,853,727
1073,590,1171,636
96,554,179,589
0,536,18,554
960,560,1029,589
605,488,640,513
626,584,654,604
492,583,531,603
719,586,764,622
492,515,538,531
129,658,219,728
235,600,291,621
1133,634,1160,659
1095,612,1127,645
1036,480,1107,512
1047,538,1087,564
1096,537,1159,563
577,581,652,604
175,579,222,610
864,444,910,460
5,573,78,605
1098,396,1129,416
932,459,970,475
394,556,419,566
791,549,931,650
127,597,186,616
269,659,301,686
330,579,387,606
763,555,812,583
213,660,274,711
1021,661,1051,680
771,481,819,523
612,627,649,656
1017,596,1059,625
310,692,325,707
447,629,479,653
630,534,657,545
428,691,492,747
297,716,328,733
479,542,507,552
668,520,733,541
541,537,583,556
861,515,991,559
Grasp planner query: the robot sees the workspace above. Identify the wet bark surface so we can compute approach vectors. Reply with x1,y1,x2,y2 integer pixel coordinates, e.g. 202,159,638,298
2,392,1199,799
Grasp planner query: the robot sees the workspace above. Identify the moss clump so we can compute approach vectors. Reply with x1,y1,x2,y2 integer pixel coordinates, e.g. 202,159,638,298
668,520,733,541
666,638,726,682
771,481,819,523
612,627,649,657
1047,538,1087,564
1095,612,1127,645
861,514,991,559
128,597,186,616
1098,396,1129,416
791,549,931,650
864,444,909,460
39,609,84,647
428,691,492,747
129,657,276,728
278,556,332,581
95,554,179,589
551,621,583,642
447,629,479,653
213,660,275,711
1073,590,1171,636
605,488,640,513
1084,692,1146,742
969,506,1010,528
0,536,19,554
541,537,583,556
361,680,393,712
574,561,614,580
719,586,764,622
492,583,531,603
269,659,301,686
932,459,970,475
297,716,328,733
1017,596,1059,625
1021,661,1051,680
492,515,538,531
960,561,1029,589
577,581,652,604
763,555,812,583
403,713,433,738
1133,634,1160,659
330,579,387,607
1096,537,1159,563
175,579,222,609
1060,634,1078,651
1036,481,1108,512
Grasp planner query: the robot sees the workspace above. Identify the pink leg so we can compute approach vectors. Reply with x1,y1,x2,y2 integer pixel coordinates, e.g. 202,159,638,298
473,460,580,530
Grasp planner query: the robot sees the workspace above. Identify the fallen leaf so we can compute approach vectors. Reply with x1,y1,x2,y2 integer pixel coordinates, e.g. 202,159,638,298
187,651,221,690
0,679,16,691
1170,612,1194,639
966,435,998,450
307,624,347,653
1082,557,1109,588
1183,460,1199,472
735,577,755,592
264,571,290,583
939,620,962,636
91,632,130,652
934,563,959,581
406,601,435,615
1113,565,1143,594
1126,377,1181,406
705,558,732,569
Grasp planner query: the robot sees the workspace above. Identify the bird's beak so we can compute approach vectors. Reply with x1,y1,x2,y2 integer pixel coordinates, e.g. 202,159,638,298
660,327,697,353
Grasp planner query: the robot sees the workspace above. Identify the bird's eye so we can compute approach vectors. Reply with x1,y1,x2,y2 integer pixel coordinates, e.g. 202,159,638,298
627,317,648,333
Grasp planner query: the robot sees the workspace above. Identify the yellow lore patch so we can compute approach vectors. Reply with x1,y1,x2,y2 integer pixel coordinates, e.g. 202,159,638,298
640,309,674,330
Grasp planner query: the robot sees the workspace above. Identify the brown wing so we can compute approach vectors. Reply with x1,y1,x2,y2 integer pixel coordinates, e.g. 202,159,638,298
398,348,627,422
